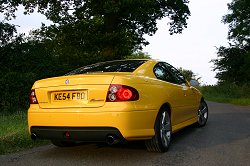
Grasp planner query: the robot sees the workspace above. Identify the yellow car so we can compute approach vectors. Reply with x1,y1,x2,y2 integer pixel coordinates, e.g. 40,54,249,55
28,59,208,152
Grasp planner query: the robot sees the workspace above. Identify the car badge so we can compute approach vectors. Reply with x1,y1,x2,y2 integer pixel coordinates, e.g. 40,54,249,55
65,79,70,84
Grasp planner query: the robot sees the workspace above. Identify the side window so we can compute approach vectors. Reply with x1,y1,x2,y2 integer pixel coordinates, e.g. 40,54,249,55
153,63,177,83
163,63,187,85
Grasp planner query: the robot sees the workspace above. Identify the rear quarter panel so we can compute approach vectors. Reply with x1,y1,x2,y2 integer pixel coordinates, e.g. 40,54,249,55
111,76,180,119
111,73,202,132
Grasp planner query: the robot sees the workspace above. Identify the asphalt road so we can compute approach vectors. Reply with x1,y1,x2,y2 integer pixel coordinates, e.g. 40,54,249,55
1,101,250,166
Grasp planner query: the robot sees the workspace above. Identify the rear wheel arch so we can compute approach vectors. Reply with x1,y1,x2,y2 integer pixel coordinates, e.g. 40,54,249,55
201,96,205,102
158,103,172,121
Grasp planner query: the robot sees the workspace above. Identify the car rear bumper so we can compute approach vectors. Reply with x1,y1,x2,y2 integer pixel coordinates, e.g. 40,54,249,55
30,126,125,143
28,105,158,141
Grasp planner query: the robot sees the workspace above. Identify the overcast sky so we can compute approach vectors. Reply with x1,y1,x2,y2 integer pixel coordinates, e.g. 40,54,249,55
1,0,232,85
143,0,232,85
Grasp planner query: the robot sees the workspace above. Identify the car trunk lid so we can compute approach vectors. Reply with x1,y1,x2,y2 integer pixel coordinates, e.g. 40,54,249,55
33,74,116,109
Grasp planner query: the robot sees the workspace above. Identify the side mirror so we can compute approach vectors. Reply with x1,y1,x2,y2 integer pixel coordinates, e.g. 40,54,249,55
190,79,199,86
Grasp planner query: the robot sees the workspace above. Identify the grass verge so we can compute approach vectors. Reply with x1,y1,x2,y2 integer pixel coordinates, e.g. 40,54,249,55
200,83,250,106
0,111,49,155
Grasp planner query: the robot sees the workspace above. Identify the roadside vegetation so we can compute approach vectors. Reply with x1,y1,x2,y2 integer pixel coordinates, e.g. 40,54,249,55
201,0,250,106
0,111,49,154
200,84,250,106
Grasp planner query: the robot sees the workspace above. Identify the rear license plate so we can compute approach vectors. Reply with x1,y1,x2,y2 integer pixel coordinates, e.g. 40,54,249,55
52,91,87,101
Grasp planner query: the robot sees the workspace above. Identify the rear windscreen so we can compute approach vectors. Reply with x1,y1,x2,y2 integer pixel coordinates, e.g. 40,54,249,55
66,60,147,75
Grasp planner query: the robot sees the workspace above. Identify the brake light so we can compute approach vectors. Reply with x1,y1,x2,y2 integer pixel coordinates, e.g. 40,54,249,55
106,84,139,102
29,89,38,104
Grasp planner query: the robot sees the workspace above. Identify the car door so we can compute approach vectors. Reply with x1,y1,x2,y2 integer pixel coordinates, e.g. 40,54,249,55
153,62,188,125
163,63,198,122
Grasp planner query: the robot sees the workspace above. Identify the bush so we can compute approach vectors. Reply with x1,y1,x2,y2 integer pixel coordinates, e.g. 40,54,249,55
200,83,250,105
0,72,37,114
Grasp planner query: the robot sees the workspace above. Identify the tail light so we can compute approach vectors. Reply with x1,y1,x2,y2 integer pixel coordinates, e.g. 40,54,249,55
106,84,139,102
29,89,38,104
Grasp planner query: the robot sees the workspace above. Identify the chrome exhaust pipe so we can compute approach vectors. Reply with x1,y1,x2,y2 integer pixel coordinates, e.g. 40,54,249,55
106,135,119,145
31,133,37,141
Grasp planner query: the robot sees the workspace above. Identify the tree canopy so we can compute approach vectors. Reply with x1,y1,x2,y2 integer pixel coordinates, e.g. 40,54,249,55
212,0,250,85
1,0,190,60
212,45,250,84
0,22,17,46
222,0,250,46
178,67,200,82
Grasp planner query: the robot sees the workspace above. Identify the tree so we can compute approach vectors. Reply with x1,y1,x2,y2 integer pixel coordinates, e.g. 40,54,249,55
212,45,250,84
222,0,250,46
212,0,250,85
125,51,151,59
0,22,17,46
1,0,190,60
178,67,200,82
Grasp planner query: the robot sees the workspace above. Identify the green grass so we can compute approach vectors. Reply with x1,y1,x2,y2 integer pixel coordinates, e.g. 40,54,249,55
200,83,250,106
0,111,49,155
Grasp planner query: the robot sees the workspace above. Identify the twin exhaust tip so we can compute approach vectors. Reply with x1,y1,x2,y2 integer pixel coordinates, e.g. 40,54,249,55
31,133,120,145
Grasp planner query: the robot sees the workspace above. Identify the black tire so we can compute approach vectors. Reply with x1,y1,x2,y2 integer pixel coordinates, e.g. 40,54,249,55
197,100,208,127
145,108,172,152
51,140,76,147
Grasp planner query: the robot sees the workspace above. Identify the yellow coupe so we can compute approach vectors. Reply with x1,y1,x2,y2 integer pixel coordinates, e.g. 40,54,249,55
28,59,208,152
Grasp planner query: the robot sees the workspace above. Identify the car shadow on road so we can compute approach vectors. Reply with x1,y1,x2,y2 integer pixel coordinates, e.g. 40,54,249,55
94,124,198,151
38,124,199,158
35,109,250,162
64,124,198,152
